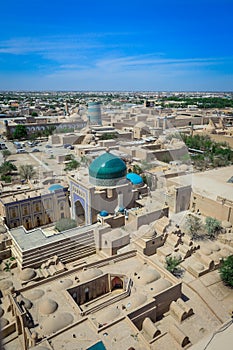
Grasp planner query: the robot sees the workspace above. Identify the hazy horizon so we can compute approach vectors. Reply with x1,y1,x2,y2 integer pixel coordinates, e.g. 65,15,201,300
1,0,233,91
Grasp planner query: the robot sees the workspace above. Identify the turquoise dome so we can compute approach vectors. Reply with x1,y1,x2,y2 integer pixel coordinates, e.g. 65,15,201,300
126,172,143,185
89,152,127,180
99,210,109,217
48,184,64,191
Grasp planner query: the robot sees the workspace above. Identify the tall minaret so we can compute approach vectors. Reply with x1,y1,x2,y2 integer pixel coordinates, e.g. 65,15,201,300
65,102,69,116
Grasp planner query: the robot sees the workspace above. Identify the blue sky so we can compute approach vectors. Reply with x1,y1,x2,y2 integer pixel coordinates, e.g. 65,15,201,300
0,0,232,91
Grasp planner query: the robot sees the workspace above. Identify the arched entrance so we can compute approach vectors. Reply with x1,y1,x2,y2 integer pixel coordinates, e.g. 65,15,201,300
84,287,89,302
24,219,30,230
36,216,41,227
111,276,123,291
75,200,85,226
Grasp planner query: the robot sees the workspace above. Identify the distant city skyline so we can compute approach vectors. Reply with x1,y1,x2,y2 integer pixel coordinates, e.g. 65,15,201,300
0,0,233,91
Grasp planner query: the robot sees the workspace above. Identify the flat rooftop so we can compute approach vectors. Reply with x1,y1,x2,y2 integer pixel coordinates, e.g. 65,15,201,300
171,165,233,201
9,224,96,251
0,185,67,204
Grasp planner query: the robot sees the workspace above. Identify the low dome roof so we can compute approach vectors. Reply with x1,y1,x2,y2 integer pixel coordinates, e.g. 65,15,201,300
27,289,45,300
147,279,172,293
39,299,58,315
126,172,143,185
48,184,64,192
0,280,13,290
20,268,36,281
89,151,126,180
97,306,120,324
137,268,161,285
135,121,148,128
79,268,103,282
42,312,73,335
192,262,205,271
127,293,147,310
200,247,212,256
19,296,33,309
138,225,150,234
209,243,220,252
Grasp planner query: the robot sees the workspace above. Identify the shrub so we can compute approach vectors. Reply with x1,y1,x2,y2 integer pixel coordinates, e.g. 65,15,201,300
205,217,221,239
219,255,233,287
165,256,182,275
1,175,12,183
185,214,203,240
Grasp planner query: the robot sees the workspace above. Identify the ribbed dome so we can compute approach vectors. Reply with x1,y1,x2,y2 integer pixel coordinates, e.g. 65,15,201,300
89,151,127,180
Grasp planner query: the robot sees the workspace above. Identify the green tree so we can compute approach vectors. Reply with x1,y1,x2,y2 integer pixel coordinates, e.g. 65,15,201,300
165,256,182,275
185,214,203,240
65,154,74,161
19,164,36,181
99,132,118,140
13,125,28,140
219,255,233,287
1,149,11,161
64,159,80,171
205,217,221,239
81,155,91,167
133,164,143,175
1,175,11,183
0,161,17,176
55,218,77,232
3,257,15,273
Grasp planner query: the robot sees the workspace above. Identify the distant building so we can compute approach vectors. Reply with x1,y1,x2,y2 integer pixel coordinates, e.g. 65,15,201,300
88,101,102,126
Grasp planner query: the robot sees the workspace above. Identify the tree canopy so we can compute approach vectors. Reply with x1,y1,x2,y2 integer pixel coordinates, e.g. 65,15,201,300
181,134,233,170
13,124,28,140
219,255,233,287
185,214,203,240
19,164,36,181
64,159,80,171
165,256,182,275
1,149,11,161
0,161,17,176
205,217,221,239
